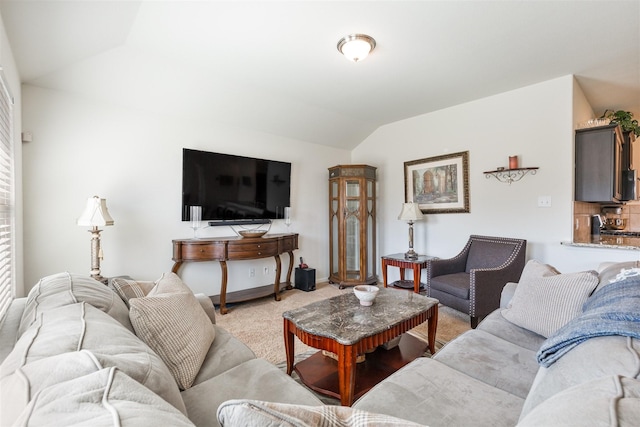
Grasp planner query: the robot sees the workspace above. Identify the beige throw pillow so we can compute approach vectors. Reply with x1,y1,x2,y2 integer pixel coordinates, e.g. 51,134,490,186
110,277,155,307
129,273,216,390
217,399,427,427
502,260,599,338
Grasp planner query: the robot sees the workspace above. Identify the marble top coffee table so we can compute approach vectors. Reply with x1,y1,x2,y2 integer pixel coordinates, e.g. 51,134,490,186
283,287,438,406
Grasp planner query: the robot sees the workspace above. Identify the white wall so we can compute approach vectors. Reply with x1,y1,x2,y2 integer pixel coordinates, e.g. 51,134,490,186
353,75,639,283
0,13,23,296
22,75,639,295
21,85,350,294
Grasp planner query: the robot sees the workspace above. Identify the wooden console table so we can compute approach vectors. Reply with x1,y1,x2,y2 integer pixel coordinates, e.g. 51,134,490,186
172,233,298,314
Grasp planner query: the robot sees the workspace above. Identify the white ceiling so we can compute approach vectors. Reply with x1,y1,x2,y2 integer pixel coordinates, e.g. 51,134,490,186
2,1,639,150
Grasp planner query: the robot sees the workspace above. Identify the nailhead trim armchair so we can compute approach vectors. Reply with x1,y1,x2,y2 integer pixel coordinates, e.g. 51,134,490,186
426,235,527,328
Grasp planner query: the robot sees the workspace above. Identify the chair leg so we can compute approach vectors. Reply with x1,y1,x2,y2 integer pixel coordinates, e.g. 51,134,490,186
470,316,479,329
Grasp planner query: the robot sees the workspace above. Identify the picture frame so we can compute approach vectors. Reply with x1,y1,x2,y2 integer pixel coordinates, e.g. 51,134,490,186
404,151,470,214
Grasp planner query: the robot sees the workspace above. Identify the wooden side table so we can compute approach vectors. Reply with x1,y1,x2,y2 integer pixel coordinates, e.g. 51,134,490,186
381,253,437,293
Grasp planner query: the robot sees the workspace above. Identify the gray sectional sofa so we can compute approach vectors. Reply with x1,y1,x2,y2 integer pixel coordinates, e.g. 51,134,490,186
353,260,640,426
0,272,324,426
1,260,639,426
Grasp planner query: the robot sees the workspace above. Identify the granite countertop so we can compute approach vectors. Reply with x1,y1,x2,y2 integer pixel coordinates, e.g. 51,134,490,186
283,287,438,345
563,234,640,250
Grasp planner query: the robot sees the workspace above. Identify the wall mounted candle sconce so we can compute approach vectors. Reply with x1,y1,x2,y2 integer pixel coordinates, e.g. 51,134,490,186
484,156,539,184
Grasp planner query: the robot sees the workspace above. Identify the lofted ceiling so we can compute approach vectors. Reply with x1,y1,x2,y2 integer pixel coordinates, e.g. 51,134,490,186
1,1,639,150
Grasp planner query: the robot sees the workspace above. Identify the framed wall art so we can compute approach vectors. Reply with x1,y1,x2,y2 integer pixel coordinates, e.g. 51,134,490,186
404,151,470,214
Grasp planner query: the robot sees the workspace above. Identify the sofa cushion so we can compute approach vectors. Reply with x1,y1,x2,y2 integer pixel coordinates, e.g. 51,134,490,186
217,399,426,427
518,375,640,426
129,272,216,390
182,358,324,427
110,277,155,307
192,326,256,386
352,357,525,427
596,261,640,292
14,367,195,426
18,272,133,335
502,260,598,337
433,329,539,399
0,302,186,414
0,350,104,425
429,272,470,299
520,335,640,419
477,309,546,352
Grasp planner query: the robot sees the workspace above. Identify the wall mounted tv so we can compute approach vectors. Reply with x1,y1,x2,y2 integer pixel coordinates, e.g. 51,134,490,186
181,148,291,222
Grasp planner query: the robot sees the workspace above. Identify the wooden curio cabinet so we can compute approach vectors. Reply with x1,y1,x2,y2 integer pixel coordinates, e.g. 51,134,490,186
328,165,377,288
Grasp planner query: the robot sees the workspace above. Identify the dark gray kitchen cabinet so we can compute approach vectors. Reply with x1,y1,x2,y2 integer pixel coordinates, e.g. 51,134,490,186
575,124,623,202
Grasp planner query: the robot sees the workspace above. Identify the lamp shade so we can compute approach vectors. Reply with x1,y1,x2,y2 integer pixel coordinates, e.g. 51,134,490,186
398,203,424,222
337,34,376,62
77,196,114,227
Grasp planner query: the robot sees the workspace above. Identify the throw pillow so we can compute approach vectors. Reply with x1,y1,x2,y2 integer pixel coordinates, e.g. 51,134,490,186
110,277,155,307
502,260,599,338
217,399,427,427
129,273,216,390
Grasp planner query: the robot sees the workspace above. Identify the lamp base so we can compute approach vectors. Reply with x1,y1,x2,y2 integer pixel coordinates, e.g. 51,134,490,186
404,250,419,260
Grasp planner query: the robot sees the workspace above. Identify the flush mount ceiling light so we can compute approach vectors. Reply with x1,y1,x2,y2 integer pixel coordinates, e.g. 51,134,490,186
337,34,376,62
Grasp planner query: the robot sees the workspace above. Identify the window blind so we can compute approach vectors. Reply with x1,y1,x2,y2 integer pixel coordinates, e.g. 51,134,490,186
0,70,14,321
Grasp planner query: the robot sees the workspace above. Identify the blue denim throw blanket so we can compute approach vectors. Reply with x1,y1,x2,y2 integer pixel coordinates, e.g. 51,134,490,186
536,274,640,368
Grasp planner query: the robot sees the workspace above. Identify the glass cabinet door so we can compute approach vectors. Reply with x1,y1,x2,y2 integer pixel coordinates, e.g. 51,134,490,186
345,179,361,280
328,165,376,287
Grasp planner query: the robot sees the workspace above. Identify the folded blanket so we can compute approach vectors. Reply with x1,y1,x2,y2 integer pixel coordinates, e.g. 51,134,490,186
536,275,640,367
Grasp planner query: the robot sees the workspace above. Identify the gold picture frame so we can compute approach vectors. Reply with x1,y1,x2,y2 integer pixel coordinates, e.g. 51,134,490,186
404,151,470,214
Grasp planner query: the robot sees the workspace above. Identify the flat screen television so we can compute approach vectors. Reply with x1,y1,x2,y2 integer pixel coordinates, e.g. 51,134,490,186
181,148,291,222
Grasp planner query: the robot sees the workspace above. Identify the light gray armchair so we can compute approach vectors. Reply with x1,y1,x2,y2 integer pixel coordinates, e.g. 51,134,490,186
426,235,527,328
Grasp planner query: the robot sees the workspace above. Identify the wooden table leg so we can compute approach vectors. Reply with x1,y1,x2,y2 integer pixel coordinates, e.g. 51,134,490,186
382,259,388,288
413,264,420,293
336,343,357,406
285,251,294,289
283,318,295,375
427,305,438,354
274,255,282,301
171,261,183,274
219,261,229,315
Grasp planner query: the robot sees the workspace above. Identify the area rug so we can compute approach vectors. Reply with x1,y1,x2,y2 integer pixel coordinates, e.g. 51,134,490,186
214,282,471,364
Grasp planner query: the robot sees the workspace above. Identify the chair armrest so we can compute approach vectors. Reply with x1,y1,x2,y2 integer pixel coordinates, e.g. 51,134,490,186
195,293,216,324
500,282,518,308
470,261,524,318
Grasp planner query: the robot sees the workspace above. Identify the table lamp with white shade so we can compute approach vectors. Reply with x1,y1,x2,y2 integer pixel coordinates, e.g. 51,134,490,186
77,196,114,284
398,202,424,260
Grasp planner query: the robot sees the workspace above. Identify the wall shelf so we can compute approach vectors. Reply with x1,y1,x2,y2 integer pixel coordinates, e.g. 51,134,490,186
484,167,539,184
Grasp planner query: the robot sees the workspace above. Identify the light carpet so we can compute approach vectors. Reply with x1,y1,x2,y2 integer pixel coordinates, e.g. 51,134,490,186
214,282,471,364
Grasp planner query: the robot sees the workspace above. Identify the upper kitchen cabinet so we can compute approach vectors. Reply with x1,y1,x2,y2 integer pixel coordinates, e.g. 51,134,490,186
575,124,625,203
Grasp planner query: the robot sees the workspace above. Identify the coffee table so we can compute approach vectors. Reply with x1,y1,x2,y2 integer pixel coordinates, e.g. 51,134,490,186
283,287,438,406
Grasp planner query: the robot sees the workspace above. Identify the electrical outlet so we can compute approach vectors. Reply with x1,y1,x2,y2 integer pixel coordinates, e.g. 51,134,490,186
263,267,269,275
249,268,255,278
538,196,552,208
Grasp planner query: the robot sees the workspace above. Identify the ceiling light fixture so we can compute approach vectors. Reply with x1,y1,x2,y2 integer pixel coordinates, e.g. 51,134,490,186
337,34,376,62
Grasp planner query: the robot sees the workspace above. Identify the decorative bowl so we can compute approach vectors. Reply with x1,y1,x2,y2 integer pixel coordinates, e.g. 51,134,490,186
353,285,380,306
238,230,268,238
